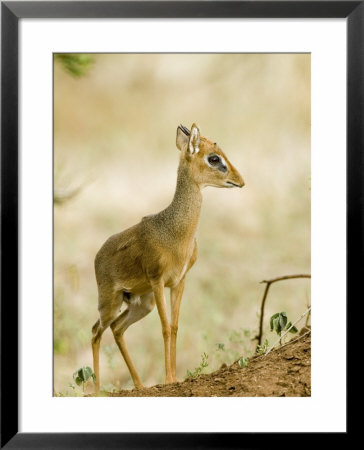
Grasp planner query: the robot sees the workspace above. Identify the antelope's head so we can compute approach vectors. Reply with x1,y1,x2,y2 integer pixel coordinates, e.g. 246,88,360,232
176,123,244,189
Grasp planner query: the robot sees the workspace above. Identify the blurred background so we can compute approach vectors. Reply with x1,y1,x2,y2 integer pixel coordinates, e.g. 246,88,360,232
54,53,310,395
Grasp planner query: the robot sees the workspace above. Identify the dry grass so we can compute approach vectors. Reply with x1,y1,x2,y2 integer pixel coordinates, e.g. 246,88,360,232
54,54,310,394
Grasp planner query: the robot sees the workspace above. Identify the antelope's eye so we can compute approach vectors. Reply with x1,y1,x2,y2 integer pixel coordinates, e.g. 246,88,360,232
208,155,220,165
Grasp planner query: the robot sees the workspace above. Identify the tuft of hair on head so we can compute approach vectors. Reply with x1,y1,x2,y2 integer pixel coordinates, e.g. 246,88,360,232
178,124,190,136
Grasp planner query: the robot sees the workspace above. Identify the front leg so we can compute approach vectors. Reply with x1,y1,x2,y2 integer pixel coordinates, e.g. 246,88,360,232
170,279,185,382
151,280,173,384
170,240,197,382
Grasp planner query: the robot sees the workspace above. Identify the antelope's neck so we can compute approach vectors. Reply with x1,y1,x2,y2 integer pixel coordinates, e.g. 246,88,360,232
162,164,202,241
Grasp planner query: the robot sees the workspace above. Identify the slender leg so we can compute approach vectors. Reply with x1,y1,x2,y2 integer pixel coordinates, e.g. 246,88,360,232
92,289,124,392
111,309,143,389
91,319,105,393
170,279,185,382
112,323,144,389
151,280,173,384
110,293,155,389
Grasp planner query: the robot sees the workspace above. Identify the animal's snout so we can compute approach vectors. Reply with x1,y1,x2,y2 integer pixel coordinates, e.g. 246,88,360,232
232,171,245,188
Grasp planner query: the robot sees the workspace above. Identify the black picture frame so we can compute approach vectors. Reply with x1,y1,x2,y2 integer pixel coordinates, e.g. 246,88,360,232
1,1,356,448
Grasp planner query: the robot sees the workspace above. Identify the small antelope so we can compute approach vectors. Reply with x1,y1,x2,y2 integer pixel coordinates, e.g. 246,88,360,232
92,123,244,391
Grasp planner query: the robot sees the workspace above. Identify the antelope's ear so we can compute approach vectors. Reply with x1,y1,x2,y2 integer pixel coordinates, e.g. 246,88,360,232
176,125,190,151
188,123,200,155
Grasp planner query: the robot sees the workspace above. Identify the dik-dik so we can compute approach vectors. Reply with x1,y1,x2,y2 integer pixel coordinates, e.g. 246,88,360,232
92,123,244,391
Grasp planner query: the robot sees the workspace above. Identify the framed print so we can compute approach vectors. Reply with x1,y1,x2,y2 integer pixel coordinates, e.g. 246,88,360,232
1,0,358,447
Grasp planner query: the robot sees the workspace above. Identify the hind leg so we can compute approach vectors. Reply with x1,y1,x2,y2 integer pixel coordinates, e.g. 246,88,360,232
92,292,123,392
91,319,106,392
110,292,155,389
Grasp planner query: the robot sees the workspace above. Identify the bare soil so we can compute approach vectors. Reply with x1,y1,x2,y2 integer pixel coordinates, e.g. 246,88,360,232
108,334,311,397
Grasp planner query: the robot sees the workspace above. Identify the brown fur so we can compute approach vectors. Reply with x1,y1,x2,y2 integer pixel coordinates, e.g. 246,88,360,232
91,123,244,391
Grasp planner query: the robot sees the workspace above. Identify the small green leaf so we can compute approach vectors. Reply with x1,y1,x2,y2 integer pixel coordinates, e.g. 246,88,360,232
73,366,95,384
217,343,225,351
81,366,93,382
238,357,249,368
273,317,280,334
279,313,287,330
284,322,298,333
270,313,279,331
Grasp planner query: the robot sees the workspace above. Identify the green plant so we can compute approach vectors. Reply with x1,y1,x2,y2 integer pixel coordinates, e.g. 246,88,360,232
73,366,96,392
256,338,269,355
270,312,298,336
185,352,209,378
227,328,254,360
209,327,256,371
238,356,249,368
255,275,311,352
270,312,298,345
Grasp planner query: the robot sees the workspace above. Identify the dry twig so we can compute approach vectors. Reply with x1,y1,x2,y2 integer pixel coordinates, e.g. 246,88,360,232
255,274,311,349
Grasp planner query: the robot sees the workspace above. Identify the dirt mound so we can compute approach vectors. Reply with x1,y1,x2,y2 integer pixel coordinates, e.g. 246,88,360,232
108,334,311,397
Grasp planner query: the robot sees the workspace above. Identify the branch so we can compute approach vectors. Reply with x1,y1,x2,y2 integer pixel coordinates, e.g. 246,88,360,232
278,328,311,351
260,274,311,284
254,274,311,349
305,306,311,327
